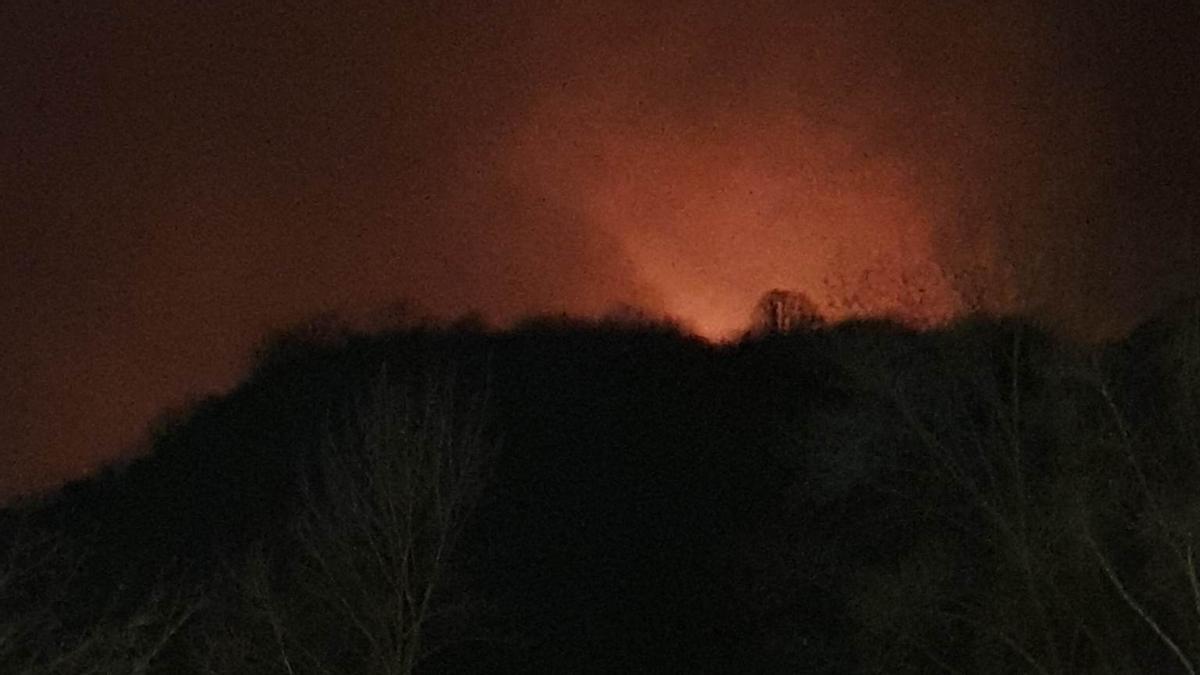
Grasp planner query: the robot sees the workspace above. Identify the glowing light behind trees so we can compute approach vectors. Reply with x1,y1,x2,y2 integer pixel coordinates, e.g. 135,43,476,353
1,1,1196,494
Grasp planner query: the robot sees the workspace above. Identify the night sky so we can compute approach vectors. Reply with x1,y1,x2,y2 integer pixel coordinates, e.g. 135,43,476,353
3,1,1198,497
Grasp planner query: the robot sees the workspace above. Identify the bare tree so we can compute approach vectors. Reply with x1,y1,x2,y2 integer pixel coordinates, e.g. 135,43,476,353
260,364,495,675
0,512,206,675
844,326,1200,674
0,509,66,674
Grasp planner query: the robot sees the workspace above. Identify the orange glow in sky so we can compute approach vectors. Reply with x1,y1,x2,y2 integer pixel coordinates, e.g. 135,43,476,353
1,1,1197,497
504,69,1000,339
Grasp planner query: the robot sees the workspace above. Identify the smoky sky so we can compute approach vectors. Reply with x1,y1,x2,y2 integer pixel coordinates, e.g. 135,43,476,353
2,1,1197,496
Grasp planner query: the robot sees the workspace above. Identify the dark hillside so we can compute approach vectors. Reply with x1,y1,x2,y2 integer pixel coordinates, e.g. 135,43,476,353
5,301,1200,673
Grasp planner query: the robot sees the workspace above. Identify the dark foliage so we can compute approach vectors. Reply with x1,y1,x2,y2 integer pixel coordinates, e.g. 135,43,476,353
5,299,1200,673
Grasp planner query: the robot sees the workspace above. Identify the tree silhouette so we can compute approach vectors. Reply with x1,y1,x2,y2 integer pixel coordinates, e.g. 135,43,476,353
258,365,494,674
752,288,824,334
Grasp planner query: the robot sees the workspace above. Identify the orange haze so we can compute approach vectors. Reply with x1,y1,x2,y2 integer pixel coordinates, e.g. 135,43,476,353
1,1,1197,496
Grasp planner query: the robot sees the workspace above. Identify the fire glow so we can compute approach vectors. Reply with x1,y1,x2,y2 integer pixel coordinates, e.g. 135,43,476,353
1,1,1196,495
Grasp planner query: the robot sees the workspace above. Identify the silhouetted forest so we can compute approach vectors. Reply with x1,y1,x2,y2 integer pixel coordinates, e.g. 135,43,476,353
5,296,1200,673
